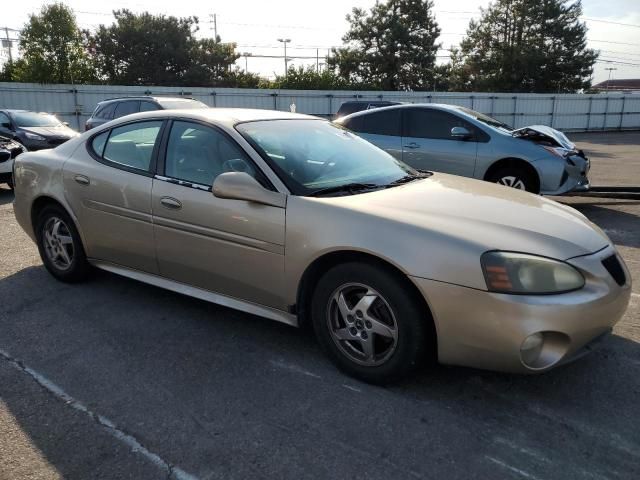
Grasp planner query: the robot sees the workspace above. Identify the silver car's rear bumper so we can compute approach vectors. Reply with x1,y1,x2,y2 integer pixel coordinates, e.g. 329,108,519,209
411,245,631,373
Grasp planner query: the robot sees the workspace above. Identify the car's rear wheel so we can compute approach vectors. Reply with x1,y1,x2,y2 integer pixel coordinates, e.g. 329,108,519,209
488,166,537,193
311,262,431,384
36,205,90,282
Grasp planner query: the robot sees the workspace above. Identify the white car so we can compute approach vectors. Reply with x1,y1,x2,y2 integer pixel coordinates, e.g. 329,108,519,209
0,136,26,189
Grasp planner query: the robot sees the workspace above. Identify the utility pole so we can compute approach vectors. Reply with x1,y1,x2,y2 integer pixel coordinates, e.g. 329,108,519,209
241,52,252,72
3,27,12,62
209,14,218,41
605,67,617,91
277,38,291,77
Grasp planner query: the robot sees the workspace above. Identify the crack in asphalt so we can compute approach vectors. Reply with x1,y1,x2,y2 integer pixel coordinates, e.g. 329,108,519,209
0,347,199,480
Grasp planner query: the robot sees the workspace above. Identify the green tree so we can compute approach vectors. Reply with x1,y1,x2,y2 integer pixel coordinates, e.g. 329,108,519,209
455,0,598,92
267,66,377,90
329,0,441,91
3,3,95,84
93,10,197,85
182,38,241,86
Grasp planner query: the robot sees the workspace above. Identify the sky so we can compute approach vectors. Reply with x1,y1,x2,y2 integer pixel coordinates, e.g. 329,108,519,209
1,0,639,86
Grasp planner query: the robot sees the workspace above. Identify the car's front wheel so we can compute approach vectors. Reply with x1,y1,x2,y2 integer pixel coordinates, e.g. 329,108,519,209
487,165,539,193
36,205,90,282
311,262,432,384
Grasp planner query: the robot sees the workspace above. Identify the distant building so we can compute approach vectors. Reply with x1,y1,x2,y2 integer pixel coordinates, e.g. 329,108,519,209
592,79,640,93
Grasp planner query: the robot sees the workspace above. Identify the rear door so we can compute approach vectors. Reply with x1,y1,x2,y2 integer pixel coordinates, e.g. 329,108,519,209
151,120,287,309
342,108,403,160
401,108,478,176
63,119,164,273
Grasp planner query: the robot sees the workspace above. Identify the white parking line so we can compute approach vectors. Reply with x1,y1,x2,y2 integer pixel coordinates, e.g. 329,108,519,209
0,348,199,480
269,359,322,379
485,456,543,480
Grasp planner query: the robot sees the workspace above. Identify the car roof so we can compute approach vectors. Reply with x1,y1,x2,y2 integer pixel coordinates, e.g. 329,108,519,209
98,108,319,127
98,96,202,104
336,103,464,121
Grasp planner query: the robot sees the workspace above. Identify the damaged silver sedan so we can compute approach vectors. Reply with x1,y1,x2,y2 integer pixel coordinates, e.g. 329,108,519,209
335,104,590,195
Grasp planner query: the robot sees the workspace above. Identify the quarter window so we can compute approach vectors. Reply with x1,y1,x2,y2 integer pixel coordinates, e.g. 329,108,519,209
91,131,109,157
165,121,256,187
404,108,476,140
101,121,162,171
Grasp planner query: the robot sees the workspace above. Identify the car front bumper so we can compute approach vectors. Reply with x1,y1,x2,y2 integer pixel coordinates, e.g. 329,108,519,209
411,245,631,373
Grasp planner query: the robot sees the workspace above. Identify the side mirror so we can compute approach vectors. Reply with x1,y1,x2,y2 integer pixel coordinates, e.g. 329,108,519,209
0,122,11,129
213,172,286,208
0,150,10,162
62,122,70,127
451,126,472,140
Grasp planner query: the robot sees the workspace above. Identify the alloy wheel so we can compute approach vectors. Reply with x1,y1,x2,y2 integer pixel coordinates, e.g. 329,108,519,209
327,283,398,366
42,216,74,271
497,175,526,190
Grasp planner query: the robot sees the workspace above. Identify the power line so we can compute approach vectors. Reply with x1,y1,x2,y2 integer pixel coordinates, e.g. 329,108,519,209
583,17,640,28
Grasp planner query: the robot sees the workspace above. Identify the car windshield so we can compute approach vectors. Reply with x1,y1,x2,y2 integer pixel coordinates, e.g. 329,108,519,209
237,119,420,196
456,106,513,131
156,99,208,110
12,112,62,127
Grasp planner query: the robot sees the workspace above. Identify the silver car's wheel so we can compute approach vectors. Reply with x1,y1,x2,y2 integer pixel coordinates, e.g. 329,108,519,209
496,175,526,190
42,216,75,271
327,283,398,366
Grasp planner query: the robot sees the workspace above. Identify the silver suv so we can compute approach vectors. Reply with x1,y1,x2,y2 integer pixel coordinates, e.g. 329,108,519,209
85,96,208,131
335,104,590,195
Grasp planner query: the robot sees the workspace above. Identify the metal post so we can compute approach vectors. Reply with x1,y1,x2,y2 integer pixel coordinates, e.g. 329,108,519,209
211,91,217,107
328,94,333,118
603,96,609,131
586,96,593,131
619,95,626,130
550,96,556,128
4,27,12,62
489,96,495,117
470,95,475,110
513,96,518,128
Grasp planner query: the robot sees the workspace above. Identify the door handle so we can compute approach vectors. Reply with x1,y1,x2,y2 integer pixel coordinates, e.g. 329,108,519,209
160,197,182,210
74,175,90,186
403,142,420,149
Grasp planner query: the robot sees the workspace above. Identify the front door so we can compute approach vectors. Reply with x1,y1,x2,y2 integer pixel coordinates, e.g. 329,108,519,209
63,119,163,273
401,108,478,177
151,120,287,310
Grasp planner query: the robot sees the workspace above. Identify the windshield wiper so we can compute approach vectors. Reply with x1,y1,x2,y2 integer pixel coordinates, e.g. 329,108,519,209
387,171,433,186
308,182,381,197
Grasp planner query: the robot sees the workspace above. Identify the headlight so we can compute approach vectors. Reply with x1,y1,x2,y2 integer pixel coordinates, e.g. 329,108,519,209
24,132,46,141
481,251,584,294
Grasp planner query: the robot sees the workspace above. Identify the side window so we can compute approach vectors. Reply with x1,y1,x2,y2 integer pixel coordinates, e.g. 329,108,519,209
91,131,109,157
0,112,11,126
113,101,140,119
94,103,116,120
102,121,162,171
140,101,161,112
165,121,256,187
360,109,401,136
404,108,476,140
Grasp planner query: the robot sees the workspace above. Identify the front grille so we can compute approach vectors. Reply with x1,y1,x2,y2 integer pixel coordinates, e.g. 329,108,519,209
602,255,626,286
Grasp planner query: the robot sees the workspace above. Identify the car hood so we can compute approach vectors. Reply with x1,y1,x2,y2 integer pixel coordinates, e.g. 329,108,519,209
20,126,78,138
511,125,576,150
323,173,609,262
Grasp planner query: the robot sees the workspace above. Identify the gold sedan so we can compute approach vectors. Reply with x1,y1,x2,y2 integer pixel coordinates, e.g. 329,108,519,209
12,109,631,383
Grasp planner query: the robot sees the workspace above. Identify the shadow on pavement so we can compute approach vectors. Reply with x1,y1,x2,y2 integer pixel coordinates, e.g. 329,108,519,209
563,200,640,248
1,265,639,479
0,187,14,206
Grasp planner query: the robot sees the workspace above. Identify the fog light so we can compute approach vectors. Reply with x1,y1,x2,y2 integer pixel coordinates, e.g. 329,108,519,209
520,333,544,366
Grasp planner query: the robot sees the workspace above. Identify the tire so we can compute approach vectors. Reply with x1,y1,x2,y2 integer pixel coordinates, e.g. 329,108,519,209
311,262,433,384
487,166,537,193
35,205,90,283
7,179,14,190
